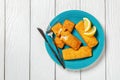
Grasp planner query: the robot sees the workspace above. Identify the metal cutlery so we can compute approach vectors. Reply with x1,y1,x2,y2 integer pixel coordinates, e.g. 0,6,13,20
37,28,65,69
46,28,65,67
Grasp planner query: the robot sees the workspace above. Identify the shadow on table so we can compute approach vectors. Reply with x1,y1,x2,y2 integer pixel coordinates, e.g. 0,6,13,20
81,48,105,72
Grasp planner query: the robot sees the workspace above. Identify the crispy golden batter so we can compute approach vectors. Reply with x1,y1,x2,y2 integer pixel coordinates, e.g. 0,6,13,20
63,20,75,32
51,23,63,37
54,37,64,48
62,46,92,60
75,21,98,47
60,31,81,50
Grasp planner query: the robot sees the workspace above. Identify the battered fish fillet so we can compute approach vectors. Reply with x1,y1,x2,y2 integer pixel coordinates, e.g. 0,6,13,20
51,23,63,37
75,21,98,48
62,46,92,60
54,37,64,48
60,31,81,50
63,20,75,32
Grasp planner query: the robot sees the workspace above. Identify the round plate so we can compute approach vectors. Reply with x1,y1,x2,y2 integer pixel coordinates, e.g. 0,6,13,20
45,10,105,70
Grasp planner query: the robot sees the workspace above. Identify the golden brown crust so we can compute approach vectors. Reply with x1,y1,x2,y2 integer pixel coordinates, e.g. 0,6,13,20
54,37,64,48
60,31,81,50
51,23,63,37
63,20,75,32
62,46,92,60
75,21,98,47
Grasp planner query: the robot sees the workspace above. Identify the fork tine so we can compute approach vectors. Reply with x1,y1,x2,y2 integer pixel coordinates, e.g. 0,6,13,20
47,31,53,38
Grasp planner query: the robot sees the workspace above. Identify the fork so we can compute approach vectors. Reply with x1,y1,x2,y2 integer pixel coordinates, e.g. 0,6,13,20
37,27,65,68
46,25,65,68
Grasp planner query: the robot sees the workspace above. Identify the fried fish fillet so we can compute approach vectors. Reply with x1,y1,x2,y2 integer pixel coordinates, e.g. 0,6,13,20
60,31,81,50
54,37,64,48
63,20,75,32
51,20,75,37
62,46,92,60
75,21,98,47
51,23,63,37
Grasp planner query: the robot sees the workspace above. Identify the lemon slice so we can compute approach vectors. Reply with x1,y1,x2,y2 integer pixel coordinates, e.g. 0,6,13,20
83,17,91,32
84,26,96,36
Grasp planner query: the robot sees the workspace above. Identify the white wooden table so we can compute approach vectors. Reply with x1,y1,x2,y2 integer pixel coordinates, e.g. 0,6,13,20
0,0,120,80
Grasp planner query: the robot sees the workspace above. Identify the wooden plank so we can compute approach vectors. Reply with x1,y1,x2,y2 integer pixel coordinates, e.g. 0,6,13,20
56,0,80,14
56,0,81,80
0,0,4,80
81,0,105,80
5,0,30,80
31,0,55,80
106,0,120,80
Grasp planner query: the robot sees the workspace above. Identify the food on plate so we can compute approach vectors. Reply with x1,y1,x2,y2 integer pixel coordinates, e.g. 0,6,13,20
62,46,92,60
54,37,64,48
51,23,63,37
51,20,75,37
84,26,96,37
50,18,98,61
83,17,91,32
60,31,81,50
75,20,98,47
63,20,75,32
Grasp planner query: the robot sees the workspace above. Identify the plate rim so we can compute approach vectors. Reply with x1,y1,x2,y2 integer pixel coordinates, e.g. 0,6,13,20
45,10,105,70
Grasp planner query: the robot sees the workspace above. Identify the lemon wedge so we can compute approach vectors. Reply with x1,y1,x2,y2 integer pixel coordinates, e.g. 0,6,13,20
83,17,91,32
84,26,96,36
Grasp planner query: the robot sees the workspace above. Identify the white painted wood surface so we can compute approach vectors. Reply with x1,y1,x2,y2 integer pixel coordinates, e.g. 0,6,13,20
0,0,120,80
106,0,120,80
5,0,29,80
0,0,4,80
31,0,54,80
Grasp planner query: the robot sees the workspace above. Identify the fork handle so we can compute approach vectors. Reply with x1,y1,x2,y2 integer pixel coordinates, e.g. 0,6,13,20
37,28,48,42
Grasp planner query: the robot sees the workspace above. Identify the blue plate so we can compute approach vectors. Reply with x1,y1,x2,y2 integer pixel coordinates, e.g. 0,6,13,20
45,10,105,70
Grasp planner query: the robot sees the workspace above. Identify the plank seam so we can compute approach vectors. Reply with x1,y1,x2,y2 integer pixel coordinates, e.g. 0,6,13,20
4,0,6,79
29,0,31,79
